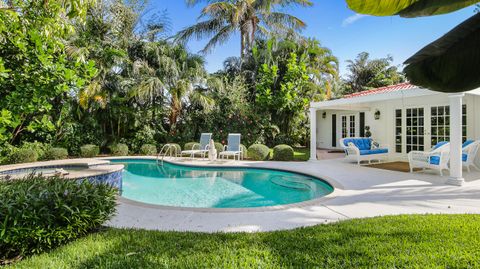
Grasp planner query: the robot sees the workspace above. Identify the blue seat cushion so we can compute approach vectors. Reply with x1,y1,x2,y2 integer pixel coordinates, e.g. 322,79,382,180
429,155,440,165
343,138,372,150
359,148,388,155
463,140,474,148
462,153,468,162
432,141,449,150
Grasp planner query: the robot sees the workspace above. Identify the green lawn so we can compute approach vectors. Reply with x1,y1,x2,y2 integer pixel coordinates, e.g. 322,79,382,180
9,215,480,268
292,147,310,161
267,147,310,161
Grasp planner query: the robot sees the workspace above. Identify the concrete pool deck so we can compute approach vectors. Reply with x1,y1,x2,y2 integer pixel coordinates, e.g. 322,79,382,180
105,157,480,232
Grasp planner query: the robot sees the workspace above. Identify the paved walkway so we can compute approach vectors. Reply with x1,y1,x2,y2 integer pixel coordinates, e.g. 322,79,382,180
107,157,480,232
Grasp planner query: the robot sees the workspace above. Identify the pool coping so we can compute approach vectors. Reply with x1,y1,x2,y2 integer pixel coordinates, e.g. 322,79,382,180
101,156,344,213
0,158,124,180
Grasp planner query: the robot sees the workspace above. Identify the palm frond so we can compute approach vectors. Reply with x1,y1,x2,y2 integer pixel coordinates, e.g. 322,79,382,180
174,18,227,44
200,25,235,54
263,12,307,30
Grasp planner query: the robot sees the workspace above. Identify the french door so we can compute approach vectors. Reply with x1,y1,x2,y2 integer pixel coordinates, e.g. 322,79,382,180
341,115,356,138
395,105,466,154
406,107,425,153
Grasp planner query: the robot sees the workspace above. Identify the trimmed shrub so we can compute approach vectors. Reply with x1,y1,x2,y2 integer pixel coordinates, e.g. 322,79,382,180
214,142,224,153
44,147,69,160
20,141,49,160
140,144,157,155
273,144,294,161
248,144,270,161
110,143,129,156
184,142,200,151
8,148,38,164
0,174,117,260
80,144,99,158
240,144,248,158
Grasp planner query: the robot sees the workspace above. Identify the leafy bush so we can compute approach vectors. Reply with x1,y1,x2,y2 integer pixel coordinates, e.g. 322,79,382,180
109,143,129,156
20,141,50,160
184,142,200,151
8,148,38,164
44,147,69,160
140,144,157,155
131,125,157,152
80,144,100,158
0,174,117,260
273,144,294,161
214,142,224,153
248,144,270,161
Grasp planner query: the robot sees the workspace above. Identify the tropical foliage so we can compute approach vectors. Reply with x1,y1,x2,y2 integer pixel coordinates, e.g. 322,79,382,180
0,0,407,162
346,0,478,17
0,0,96,145
0,174,117,261
342,52,405,94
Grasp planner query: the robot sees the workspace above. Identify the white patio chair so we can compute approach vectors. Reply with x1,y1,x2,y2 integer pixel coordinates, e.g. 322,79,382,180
408,141,450,176
219,134,242,161
462,140,480,172
181,133,212,159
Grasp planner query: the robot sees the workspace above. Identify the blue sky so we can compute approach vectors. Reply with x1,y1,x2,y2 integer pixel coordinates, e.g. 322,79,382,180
146,1,476,76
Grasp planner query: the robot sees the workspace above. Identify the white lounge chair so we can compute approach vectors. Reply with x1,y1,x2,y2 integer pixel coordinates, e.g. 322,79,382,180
181,133,212,159
339,137,389,165
462,140,480,172
219,134,242,161
408,141,450,176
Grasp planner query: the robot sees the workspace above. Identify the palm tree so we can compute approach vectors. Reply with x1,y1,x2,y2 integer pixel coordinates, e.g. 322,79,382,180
128,41,212,133
176,0,313,57
343,52,405,94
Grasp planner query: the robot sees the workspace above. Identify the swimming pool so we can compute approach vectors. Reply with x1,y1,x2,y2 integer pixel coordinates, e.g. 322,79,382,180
110,159,333,208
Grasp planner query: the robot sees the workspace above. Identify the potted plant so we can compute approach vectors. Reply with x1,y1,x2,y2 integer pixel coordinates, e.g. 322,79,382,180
365,126,372,138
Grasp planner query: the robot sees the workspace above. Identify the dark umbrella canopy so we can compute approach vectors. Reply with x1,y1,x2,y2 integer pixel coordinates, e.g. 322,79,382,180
346,0,480,92
403,13,480,92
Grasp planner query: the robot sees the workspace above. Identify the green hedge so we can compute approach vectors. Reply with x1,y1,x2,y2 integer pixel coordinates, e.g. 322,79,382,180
80,144,99,158
8,148,38,164
0,175,117,261
273,144,294,161
20,142,49,160
184,142,200,151
214,142,224,153
248,144,270,161
140,144,157,155
44,147,69,160
109,143,129,156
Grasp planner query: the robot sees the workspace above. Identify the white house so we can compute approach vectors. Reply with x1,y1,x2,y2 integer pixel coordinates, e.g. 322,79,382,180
309,82,480,186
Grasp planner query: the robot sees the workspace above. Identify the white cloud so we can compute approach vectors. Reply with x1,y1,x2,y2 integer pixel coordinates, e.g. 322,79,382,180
342,14,367,27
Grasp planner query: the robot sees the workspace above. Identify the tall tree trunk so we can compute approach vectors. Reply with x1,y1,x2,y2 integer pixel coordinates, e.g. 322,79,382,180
250,19,256,51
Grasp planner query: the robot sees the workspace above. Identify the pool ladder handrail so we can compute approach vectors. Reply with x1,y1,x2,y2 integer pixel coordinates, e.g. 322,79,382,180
157,144,179,166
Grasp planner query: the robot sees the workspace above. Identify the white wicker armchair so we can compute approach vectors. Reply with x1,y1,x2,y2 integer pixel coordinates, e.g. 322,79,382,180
408,142,450,176
462,140,480,172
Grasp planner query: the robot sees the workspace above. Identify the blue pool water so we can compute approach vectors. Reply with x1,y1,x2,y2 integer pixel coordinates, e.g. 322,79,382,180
110,159,333,208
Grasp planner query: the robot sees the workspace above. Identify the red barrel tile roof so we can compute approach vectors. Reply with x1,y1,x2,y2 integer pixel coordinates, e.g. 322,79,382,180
344,83,418,99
